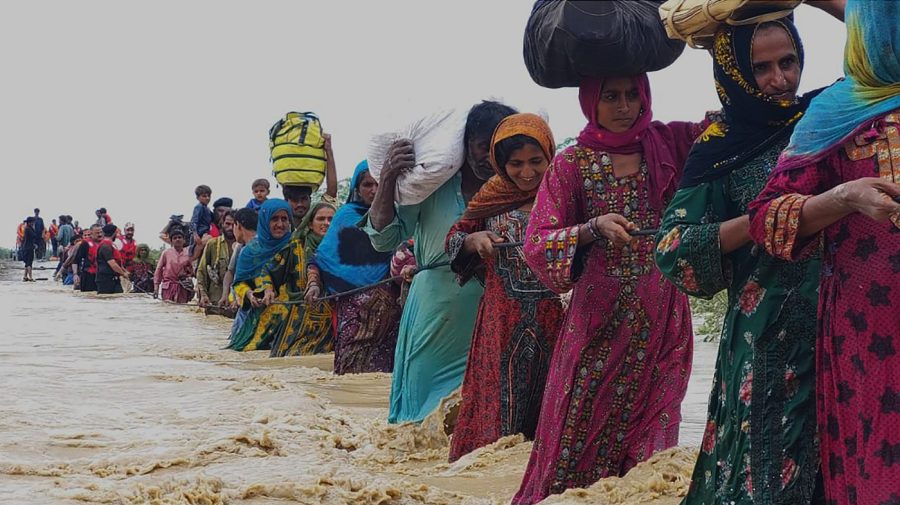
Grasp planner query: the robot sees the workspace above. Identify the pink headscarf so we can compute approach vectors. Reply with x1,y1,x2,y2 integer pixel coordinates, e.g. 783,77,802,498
576,75,682,210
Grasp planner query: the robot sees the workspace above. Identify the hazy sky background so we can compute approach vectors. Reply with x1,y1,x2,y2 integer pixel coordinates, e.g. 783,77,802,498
1,1,846,248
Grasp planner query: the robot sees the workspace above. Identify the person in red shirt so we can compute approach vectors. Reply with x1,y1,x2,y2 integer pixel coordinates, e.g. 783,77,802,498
49,219,60,258
16,221,25,252
96,224,129,294
116,222,138,270
72,224,102,292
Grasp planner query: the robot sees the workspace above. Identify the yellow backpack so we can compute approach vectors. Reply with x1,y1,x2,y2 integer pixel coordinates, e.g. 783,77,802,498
269,112,327,189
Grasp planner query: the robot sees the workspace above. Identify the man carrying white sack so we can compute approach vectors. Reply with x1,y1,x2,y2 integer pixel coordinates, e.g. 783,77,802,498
364,100,516,424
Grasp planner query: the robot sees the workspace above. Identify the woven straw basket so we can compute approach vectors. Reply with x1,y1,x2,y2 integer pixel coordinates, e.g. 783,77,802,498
660,0,804,48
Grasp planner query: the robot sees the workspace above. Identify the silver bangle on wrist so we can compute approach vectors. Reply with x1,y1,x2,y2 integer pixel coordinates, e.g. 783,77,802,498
587,219,604,242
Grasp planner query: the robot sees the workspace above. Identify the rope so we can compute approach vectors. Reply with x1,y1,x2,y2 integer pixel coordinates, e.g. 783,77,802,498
274,229,659,307
36,227,663,309
129,279,205,307
437,229,656,254
275,259,452,306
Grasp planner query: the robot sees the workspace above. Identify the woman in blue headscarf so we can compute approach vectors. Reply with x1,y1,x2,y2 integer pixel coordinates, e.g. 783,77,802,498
227,198,293,351
308,160,402,374
749,2,900,503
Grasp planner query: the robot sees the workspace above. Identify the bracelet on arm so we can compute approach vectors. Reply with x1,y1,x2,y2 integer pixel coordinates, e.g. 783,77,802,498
587,219,604,242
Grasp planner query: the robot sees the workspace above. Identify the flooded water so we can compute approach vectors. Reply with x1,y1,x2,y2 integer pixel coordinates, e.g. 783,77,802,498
0,260,717,505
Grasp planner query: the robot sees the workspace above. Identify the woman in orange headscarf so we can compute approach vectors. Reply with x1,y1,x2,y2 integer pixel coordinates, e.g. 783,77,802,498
444,113,565,461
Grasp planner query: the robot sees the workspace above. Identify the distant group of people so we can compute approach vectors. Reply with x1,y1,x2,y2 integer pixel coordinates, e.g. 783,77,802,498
15,2,899,504
15,210,78,282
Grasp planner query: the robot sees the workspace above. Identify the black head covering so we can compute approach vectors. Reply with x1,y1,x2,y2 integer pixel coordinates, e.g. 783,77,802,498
680,18,820,188
213,197,233,208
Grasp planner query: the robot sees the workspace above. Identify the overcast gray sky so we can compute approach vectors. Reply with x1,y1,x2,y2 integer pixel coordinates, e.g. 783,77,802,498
1,1,846,248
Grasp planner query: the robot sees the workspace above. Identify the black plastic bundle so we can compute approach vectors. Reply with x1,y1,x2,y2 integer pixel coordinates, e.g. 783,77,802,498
524,0,686,88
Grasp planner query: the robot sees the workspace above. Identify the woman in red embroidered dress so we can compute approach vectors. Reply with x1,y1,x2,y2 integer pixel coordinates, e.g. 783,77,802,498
444,113,564,462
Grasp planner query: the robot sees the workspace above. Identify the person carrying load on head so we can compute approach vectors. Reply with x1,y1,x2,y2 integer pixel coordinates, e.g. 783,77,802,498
364,100,518,424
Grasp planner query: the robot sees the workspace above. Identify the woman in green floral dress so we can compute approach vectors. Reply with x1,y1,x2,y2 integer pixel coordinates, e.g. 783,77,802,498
655,19,827,505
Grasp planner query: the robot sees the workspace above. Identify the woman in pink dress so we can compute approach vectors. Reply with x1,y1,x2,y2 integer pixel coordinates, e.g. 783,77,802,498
513,75,703,504
748,2,900,502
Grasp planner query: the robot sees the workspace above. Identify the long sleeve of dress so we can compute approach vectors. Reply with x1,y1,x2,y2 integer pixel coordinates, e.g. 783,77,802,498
258,245,292,294
655,181,730,298
748,156,839,261
523,154,589,294
363,203,421,253
233,282,254,307
445,218,486,286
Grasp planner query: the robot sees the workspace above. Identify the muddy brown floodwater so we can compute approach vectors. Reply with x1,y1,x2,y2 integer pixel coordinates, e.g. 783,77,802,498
0,260,717,504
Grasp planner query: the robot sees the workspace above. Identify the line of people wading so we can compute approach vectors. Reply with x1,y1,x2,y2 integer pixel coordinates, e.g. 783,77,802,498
12,1,900,504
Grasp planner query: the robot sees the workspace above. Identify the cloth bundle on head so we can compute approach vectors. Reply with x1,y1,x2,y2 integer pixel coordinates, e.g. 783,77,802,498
233,198,293,284
462,113,555,220
367,107,469,206
213,197,233,208
576,74,686,210
314,160,394,294
680,18,817,187
780,0,900,168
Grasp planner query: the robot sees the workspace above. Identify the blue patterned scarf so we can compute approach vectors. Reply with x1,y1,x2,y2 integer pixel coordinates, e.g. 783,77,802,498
780,0,900,169
314,160,393,294
233,198,293,284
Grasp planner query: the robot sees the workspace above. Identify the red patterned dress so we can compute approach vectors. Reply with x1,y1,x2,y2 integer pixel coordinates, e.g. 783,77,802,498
748,112,900,505
445,210,564,461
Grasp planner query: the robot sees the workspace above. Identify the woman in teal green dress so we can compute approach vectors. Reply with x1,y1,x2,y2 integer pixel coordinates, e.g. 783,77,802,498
655,19,825,505
364,101,516,423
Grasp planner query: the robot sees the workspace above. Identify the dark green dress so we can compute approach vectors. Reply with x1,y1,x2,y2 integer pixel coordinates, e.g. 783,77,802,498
655,140,821,505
